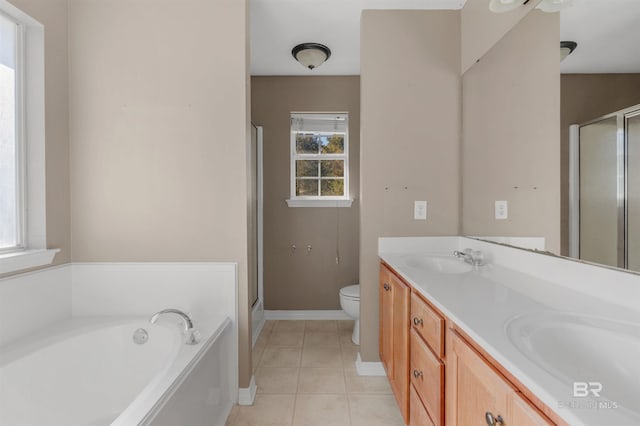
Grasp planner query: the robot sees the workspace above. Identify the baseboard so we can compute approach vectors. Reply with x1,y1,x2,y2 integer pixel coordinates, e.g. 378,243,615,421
238,375,257,405
355,353,386,376
264,310,350,320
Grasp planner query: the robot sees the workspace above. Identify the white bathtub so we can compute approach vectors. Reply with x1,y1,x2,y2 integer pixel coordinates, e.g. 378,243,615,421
0,315,233,426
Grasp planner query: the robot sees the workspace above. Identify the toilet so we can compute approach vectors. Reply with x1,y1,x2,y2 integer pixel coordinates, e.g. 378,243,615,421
339,284,360,345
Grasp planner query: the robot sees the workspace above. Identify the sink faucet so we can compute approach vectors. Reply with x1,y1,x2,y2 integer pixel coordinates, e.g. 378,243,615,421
453,248,484,267
150,308,200,345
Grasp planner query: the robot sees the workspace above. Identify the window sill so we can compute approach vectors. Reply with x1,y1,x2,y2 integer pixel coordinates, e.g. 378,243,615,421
0,249,60,275
286,198,354,208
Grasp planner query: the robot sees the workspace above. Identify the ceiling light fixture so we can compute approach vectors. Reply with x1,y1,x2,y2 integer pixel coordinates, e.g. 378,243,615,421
536,0,574,13
488,0,530,13
292,43,331,70
560,41,577,61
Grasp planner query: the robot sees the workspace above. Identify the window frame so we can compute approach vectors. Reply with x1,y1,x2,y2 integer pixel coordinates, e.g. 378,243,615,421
0,2,58,274
288,112,352,207
0,11,26,254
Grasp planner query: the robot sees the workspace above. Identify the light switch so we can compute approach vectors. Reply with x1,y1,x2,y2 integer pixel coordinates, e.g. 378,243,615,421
414,201,427,220
495,200,508,220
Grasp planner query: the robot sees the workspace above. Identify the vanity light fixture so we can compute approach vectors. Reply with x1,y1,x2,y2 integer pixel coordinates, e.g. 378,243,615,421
292,43,331,70
536,0,574,13
560,41,577,61
488,0,530,13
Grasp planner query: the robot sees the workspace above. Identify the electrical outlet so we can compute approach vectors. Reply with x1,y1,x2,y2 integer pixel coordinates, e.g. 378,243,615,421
495,200,508,220
414,201,427,220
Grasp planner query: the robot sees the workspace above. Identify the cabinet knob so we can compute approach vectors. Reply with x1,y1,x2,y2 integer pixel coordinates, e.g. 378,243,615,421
413,369,423,379
413,317,423,326
383,283,390,291
485,412,504,426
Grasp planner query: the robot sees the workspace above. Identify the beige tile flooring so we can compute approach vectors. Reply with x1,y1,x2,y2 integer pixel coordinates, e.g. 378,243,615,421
225,320,404,426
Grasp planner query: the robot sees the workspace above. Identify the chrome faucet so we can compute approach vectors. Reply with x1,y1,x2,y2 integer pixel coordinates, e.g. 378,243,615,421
150,308,200,345
453,248,485,267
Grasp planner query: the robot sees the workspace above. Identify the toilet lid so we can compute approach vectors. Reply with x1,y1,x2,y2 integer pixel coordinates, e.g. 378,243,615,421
340,284,360,299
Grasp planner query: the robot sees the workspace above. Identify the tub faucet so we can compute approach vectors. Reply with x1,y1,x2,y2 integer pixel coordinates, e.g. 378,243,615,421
150,309,200,345
453,248,484,267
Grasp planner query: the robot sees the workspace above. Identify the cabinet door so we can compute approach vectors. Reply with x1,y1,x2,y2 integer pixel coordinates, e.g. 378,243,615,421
510,393,555,426
390,272,410,423
448,332,556,426
410,329,444,426
448,332,512,426
379,265,393,377
379,264,410,424
410,384,435,426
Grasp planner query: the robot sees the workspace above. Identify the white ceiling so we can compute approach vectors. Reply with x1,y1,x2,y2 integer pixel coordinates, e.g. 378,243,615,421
560,0,640,73
251,0,640,76
250,0,466,76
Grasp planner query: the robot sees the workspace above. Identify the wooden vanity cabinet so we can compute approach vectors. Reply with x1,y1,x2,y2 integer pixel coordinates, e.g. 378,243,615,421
379,260,561,426
409,292,445,426
410,328,444,426
448,330,512,426
448,331,555,426
379,263,410,423
511,392,558,426
410,292,444,358
380,264,393,374
410,384,435,426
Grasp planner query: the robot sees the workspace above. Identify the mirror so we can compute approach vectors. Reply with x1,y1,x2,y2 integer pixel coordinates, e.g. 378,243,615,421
462,1,640,273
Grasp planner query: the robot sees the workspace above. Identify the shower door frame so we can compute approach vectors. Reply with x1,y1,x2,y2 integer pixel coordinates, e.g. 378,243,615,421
569,103,640,269
250,124,265,346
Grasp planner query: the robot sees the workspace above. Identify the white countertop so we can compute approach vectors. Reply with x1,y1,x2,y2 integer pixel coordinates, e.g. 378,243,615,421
379,239,640,426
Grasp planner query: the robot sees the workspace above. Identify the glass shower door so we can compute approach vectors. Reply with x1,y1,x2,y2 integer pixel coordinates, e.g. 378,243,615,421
627,112,640,270
579,117,621,268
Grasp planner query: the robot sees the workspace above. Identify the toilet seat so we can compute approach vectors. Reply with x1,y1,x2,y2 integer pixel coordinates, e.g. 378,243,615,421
339,284,360,300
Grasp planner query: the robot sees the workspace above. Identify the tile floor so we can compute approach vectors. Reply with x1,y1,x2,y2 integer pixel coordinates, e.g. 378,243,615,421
225,320,404,426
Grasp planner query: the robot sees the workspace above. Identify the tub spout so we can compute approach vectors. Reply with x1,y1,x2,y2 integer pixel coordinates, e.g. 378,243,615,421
150,309,200,345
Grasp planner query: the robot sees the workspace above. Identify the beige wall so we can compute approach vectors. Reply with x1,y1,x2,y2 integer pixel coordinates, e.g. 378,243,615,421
360,10,461,361
1,0,71,277
461,0,541,73
560,74,640,255
251,76,360,310
462,11,561,254
68,0,252,387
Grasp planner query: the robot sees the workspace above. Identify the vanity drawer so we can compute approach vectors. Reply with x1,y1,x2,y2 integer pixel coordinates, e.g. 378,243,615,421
410,292,444,358
410,384,435,426
410,328,444,426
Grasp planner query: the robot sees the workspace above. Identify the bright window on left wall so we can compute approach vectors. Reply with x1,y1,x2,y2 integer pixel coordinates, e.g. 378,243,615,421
0,11,24,253
0,4,57,274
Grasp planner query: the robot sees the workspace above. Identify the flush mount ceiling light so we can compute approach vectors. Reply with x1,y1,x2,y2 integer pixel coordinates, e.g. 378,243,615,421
536,0,574,13
488,0,530,13
292,43,331,70
560,41,578,61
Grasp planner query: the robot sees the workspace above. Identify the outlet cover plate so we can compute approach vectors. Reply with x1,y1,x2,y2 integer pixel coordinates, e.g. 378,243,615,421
414,201,427,220
495,200,508,220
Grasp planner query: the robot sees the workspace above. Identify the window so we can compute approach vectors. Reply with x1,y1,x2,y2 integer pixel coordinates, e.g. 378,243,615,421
288,113,352,207
0,11,23,253
0,4,57,274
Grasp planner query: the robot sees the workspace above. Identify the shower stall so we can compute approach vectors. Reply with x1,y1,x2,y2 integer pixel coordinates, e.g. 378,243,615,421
570,104,640,270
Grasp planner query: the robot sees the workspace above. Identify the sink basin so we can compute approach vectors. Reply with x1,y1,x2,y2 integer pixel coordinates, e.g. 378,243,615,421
506,312,640,417
399,255,472,274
